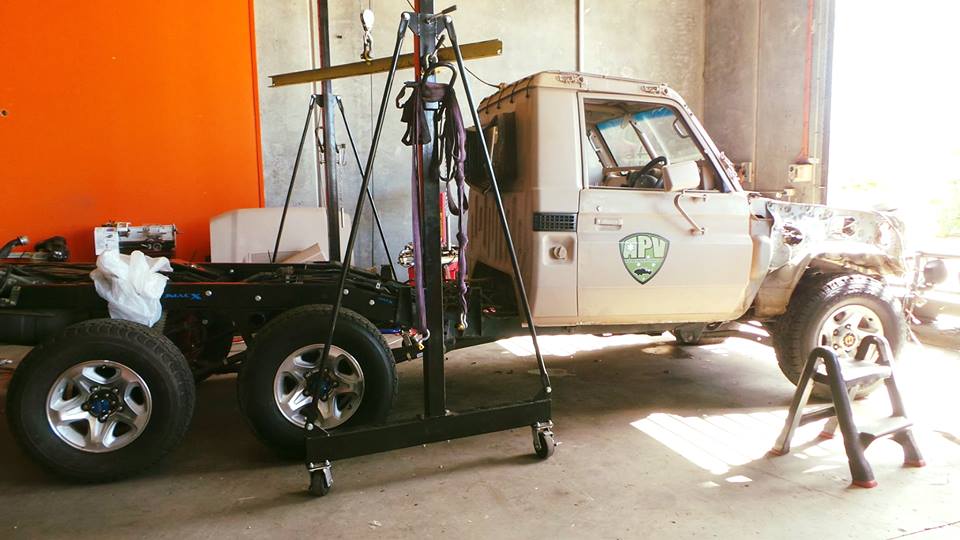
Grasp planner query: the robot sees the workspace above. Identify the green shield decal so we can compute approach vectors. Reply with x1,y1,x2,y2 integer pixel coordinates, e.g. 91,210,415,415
619,233,669,284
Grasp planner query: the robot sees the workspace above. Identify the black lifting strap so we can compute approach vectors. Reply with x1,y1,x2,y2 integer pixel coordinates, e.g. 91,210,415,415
396,70,470,328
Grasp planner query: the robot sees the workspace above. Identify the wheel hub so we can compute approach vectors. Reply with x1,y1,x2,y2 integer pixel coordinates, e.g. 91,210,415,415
274,344,365,430
46,360,152,453
818,304,885,357
81,387,122,422
314,368,343,401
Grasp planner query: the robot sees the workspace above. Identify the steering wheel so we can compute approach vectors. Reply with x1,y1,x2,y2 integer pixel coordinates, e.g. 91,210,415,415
626,155,668,189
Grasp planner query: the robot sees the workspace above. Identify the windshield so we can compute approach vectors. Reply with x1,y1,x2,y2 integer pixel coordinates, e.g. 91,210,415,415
582,99,738,191
595,106,702,167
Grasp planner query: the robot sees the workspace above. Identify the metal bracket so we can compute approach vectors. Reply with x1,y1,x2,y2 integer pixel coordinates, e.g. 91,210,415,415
532,420,554,436
404,6,456,37
307,460,333,485
673,191,707,235
403,11,438,37
317,138,347,167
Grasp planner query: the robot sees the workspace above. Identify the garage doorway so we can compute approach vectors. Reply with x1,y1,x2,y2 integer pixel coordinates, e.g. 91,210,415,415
827,0,960,252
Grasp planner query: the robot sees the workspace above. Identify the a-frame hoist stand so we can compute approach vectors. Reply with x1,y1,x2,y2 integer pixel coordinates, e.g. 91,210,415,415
270,4,555,497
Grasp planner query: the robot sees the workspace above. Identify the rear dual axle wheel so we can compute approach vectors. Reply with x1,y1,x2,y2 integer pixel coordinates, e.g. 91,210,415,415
6,319,195,481
237,305,397,457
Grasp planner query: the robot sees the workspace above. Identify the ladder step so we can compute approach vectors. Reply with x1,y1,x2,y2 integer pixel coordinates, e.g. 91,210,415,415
857,416,913,440
799,405,836,426
815,360,891,387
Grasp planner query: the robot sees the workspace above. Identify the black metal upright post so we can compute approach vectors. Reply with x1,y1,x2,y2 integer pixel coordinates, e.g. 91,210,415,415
318,0,341,261
415,0,448,419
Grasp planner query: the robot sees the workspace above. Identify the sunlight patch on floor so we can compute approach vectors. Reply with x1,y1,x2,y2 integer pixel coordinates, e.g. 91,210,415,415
495,333,660,358
631,411,829,477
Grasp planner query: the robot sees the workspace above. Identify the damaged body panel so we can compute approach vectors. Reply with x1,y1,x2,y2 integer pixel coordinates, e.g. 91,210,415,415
751,199,906,318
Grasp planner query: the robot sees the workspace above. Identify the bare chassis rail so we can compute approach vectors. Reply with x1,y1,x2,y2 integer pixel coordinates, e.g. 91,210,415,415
0,260,413,355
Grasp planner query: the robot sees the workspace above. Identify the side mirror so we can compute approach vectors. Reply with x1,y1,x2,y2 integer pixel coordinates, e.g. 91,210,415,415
663,160,701,192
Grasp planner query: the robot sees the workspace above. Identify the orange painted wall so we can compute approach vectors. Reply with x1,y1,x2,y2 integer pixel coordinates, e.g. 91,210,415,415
0,1,264,262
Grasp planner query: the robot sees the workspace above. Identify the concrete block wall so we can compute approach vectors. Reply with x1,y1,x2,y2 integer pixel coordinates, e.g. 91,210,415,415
703,0,832,202
254,0,708,268
253,0,321,210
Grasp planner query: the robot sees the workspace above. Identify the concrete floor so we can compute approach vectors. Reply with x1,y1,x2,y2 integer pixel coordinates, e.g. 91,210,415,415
1,334,959,539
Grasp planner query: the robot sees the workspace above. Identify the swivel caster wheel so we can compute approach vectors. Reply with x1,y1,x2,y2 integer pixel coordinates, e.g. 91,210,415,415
307,461,333,497
532,421,556,460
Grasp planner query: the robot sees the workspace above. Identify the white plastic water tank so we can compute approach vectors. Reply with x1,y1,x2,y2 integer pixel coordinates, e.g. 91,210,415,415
209,207,349,263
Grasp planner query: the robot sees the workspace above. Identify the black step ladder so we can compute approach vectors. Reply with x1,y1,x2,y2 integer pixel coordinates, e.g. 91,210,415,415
770,335,924,488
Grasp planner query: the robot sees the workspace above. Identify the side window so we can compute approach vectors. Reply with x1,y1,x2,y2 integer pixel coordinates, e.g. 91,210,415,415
466,112,519,192
582,99,720,191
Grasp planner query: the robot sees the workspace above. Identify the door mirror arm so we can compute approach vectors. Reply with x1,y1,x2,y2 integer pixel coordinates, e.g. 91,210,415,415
673,190,707,236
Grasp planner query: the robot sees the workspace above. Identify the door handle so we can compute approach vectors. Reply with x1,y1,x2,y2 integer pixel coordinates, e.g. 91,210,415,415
595,217,623,229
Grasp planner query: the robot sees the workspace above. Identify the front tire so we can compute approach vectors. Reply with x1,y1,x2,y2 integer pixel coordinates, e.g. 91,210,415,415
237,305,396,456
6,319,195,481
771,273,905,399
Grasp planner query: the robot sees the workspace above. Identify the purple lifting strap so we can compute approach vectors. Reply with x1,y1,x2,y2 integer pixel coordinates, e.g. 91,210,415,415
397,77,470,331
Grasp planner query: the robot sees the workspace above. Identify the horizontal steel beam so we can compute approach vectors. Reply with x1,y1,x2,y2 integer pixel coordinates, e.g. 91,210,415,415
269,39,502,87
305,398,551,461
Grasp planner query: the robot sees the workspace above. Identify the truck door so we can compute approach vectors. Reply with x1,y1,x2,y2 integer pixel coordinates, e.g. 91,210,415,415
576,95,754,325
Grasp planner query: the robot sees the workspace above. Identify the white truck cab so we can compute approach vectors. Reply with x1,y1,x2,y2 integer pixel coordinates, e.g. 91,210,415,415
466,71,907,397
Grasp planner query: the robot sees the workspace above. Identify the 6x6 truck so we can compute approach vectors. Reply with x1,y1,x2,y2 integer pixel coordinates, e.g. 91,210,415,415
1,71,909,480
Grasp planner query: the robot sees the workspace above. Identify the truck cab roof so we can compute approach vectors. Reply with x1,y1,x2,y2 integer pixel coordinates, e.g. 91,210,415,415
479,71,690,114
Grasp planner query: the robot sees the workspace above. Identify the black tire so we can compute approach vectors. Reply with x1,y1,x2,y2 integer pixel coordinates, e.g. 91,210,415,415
771,273,906,399
6,319,195,481
164,312,235,382
237,305,396,457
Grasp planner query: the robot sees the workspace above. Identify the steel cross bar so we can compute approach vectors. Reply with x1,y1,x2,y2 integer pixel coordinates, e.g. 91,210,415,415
269,39,502,87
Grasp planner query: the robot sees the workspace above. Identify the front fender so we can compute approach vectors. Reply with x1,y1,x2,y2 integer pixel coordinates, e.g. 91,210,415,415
750,199,906,318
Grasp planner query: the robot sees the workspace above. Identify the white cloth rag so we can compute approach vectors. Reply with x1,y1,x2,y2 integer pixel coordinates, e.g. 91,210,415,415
90,250,172,327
